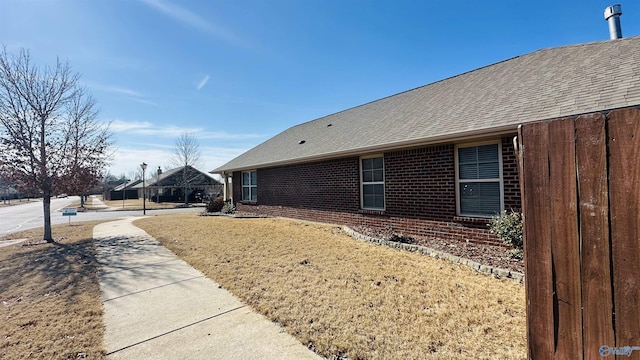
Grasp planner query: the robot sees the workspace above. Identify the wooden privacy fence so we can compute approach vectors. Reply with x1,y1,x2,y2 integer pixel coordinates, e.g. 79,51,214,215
518,107,640,360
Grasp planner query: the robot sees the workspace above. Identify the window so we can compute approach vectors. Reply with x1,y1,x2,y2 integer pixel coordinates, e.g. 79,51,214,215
456,142,503,216
361,156,385,210
242,171,257,202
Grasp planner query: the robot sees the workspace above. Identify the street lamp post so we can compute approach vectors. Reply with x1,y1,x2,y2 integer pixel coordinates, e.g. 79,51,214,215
141,162,147,215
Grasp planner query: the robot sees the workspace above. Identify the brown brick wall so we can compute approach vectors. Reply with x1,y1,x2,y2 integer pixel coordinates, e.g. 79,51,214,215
384,144,456,221
232,157,361,212
259,158,361,211
502,136,522,211
232,136,521,246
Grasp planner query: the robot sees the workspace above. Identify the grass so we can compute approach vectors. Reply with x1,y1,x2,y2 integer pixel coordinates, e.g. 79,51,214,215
0,221,106,359
0,198,39,208
101,197,205,211
136,214,526,359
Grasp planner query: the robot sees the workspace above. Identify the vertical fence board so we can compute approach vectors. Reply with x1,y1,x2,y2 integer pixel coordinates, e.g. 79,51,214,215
522,109,640,359
575,113,615,359
548,118,582,359
522,121,555,359
608,108,640,352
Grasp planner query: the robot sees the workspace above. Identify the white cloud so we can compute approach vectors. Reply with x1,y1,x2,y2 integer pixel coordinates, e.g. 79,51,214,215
109,119,264,140
109,120,154,133
140,0,248,48
196,74,210,91
107,147,171,177
85,82,142,97
131,98,159,106
107,145,248,176
85,82,157,106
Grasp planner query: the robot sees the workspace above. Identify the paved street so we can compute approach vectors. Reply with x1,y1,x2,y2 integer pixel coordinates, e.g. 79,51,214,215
0,197,200,235
0,196,77,234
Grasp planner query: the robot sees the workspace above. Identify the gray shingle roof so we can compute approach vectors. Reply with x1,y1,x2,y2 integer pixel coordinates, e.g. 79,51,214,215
214,36,640,173
113,179,141,191
132,165,220,188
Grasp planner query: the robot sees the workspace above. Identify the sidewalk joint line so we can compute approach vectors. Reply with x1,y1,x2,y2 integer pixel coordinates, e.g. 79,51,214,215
97,258,180,275
105,305,247,356
103,275,206,302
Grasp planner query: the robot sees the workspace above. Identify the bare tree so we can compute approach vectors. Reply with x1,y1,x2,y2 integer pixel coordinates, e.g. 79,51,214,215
0,48,111,242
170,132,201,205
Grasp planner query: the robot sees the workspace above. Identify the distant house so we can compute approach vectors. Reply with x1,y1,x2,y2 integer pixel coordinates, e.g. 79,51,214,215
213,37,640,245
134,165,222,203
103,179,142,201
1,185,21,201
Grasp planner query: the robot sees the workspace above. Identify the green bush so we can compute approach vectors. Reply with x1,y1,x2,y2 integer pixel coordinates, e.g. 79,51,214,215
221,202,235,214
488,210,523,259
206,196,225,213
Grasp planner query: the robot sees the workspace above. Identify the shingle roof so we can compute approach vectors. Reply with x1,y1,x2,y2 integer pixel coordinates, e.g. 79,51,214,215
113,179,141,191
214,37,640,173
132,165,220,188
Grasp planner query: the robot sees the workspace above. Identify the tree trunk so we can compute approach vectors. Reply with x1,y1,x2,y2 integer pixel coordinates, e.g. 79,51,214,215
43,195,53,243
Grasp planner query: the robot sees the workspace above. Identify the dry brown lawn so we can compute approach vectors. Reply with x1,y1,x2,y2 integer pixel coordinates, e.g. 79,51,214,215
0,199,39,208
0,222,106,359
101,198,204,211
136,214,526,360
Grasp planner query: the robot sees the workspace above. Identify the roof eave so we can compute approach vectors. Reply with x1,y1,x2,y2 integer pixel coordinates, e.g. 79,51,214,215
212,124,519,174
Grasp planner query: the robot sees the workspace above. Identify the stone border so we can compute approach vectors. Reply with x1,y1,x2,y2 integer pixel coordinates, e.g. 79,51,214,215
198,211,270,218
342,226,525,283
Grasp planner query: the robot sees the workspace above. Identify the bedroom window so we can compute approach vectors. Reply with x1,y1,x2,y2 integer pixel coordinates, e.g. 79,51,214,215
361,156,385,210
242,170,257,202
456,142,503,217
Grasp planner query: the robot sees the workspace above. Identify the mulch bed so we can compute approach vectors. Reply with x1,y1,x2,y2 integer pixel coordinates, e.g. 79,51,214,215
352,226,524,274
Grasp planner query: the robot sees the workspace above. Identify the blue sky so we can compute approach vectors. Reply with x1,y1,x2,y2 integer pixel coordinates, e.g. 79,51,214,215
2,0,639,177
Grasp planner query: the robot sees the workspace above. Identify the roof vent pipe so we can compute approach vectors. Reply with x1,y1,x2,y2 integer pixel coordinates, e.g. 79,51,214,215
604,4,623,39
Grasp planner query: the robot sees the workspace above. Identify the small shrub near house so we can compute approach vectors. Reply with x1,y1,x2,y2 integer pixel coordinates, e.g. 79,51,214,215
489,210,523,259
221,202,235,214
388,233,415,244
206,196,225,213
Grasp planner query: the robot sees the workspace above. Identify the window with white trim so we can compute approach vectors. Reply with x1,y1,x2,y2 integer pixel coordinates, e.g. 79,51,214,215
361,156,385,210
456,142,503,216
241,171,257,202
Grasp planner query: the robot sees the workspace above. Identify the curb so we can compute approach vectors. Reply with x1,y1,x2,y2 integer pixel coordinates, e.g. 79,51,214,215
341,226,525,283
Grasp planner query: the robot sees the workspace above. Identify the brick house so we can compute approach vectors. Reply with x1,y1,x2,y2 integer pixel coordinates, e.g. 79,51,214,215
213,37,640,246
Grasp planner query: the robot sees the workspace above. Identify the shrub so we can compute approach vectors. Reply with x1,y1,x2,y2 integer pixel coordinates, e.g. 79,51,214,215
221,202,235,214
387,233,415,244
206,196,225,213
488,210,523,259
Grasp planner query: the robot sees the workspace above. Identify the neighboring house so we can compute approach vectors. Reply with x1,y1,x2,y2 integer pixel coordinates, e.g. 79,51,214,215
103,179,142,201
213,36,640,245
0,174,26,200
1,186,21,201
134,165,222,203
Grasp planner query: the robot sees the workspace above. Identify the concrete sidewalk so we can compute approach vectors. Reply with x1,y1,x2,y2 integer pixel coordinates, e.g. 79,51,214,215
88,195,116,211
94,217,322,359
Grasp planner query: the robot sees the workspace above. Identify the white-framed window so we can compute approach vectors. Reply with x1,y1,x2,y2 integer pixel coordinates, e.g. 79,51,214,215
360,155,385,210
455,141,503,217
241,170,257,202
